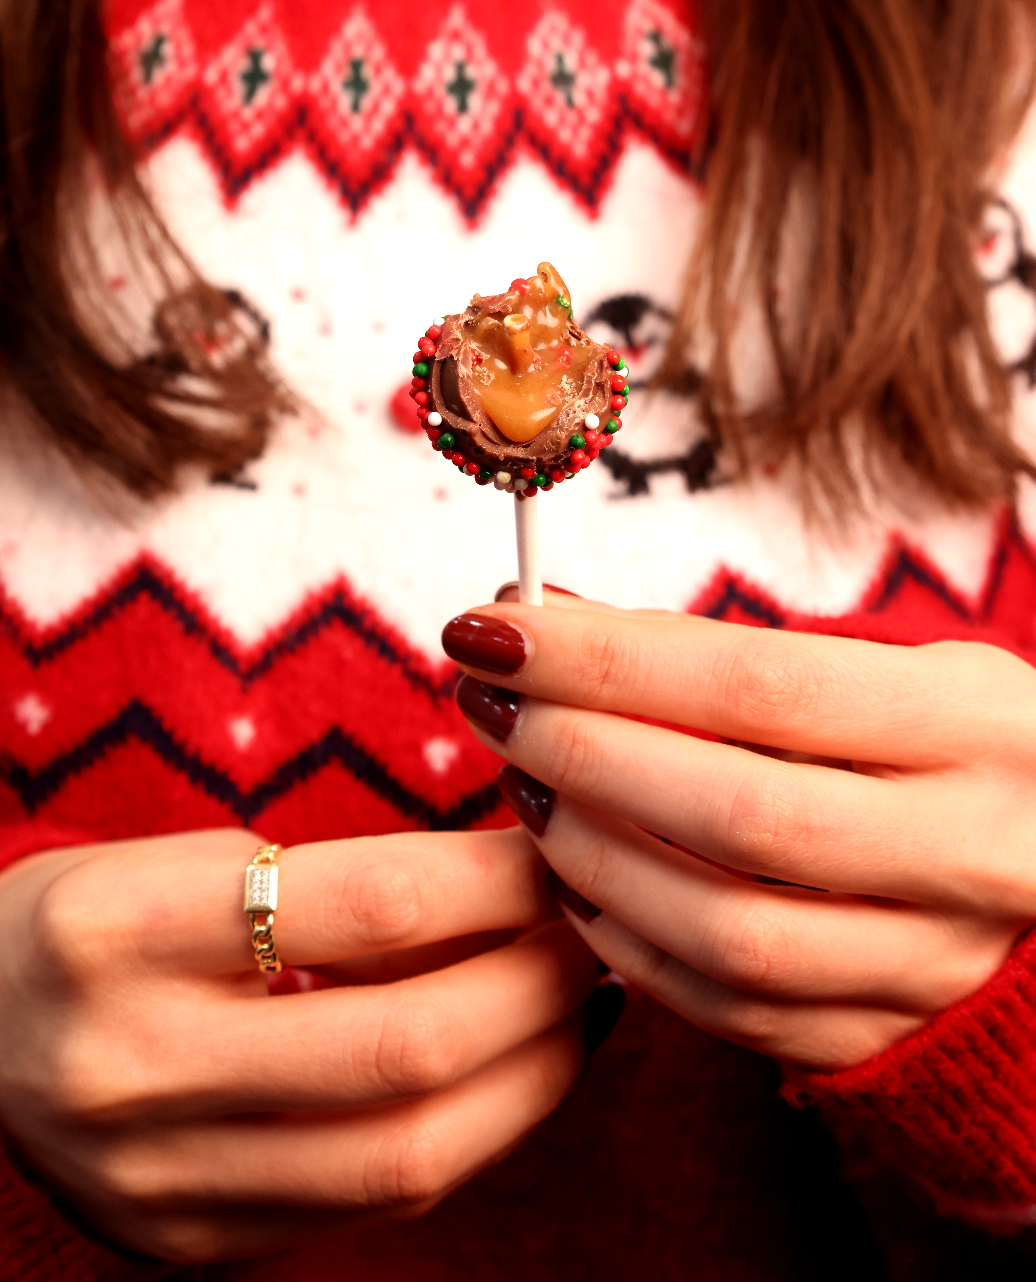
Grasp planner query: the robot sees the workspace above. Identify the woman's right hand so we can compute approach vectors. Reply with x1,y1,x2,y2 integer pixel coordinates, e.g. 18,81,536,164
0,826,600,1263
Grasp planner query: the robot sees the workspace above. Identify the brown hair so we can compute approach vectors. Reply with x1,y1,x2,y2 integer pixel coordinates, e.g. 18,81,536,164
0,0,291,498
673,0,1036,509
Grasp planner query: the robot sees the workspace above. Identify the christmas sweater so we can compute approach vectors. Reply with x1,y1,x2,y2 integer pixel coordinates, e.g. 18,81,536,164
6,0,1036,1276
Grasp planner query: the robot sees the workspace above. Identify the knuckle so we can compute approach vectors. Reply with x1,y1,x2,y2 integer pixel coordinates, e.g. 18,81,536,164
544,713,607,801
577,622,641,706
724,769,808,865
335,852,426,948
723,639,825,731
717,905,790,990
375,998,459,1097
31,865,116,978
373,1119,451,1207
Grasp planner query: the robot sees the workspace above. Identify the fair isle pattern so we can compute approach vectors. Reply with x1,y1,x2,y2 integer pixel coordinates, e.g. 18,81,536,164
103,0,707,219
2,512,1034,847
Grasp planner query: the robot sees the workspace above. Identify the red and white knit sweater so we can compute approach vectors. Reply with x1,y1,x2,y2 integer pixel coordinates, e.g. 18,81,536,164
6,0,1036,1276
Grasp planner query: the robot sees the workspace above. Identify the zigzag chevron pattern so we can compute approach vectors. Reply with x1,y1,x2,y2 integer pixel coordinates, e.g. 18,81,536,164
1,511,1034,844
104,0,708,219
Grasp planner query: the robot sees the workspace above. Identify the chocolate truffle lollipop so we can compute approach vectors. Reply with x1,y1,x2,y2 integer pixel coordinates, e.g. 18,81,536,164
409,262,630,494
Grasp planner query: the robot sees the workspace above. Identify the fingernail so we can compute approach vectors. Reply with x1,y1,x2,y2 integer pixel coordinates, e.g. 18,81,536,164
547,868,601,923
494,581,581,602
456,675,520,742
442,613,525,673
582,983,626,1059
498,764,555,836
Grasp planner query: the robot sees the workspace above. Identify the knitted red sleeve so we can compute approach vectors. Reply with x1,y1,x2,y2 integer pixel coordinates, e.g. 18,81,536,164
0,823,170,1280
782,926,1036,1232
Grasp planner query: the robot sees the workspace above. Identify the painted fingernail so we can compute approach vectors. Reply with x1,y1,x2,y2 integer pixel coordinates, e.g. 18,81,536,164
442,613,525,673
456,675,520,742
583,983,626,1059
494,581,581,602
547,868,601,923
498,764,555,836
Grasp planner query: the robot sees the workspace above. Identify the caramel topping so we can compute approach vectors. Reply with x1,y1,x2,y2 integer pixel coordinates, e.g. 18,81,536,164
462,262,595,444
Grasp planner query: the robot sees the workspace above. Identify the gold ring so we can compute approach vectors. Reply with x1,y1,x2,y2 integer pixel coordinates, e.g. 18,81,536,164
243,843,283,974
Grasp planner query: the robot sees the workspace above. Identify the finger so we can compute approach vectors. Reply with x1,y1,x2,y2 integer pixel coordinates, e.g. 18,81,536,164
72,921,598,1119
494,581,674,620
483,693,990,906
534,798,1015,1010
43,826,553,977
559,907,922,1069
445,601,1036,767
73,1020,585,1262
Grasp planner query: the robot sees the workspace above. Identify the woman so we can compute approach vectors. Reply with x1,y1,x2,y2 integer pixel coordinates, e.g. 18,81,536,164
2,0,1036,1276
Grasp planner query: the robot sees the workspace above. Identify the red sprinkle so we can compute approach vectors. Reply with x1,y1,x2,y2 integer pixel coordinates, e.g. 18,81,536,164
464,461,480,475
417,407,430,420
599,433,612,447
418,337,436,357
556,346,572,367
452,452,466,465
549,469,566,483
426,324,442,340
510,278,529,293
541,481,554,491
607,351,622,366
408,387,417,400
610,373,627,392
569,449,587,468
587,447,600,460
414,390,429,406
520,467,536,479
471,350,483,364
412,351,424,364
411,377,426,389
583,430,600,448
610,394,626,412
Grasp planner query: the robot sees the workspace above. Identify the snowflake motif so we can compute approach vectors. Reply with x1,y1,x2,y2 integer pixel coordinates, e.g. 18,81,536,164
616,0,705,142
310,8,406,154
14,694,51,737
423,737,460,775
517,12,611,160
202,3,300,155
413,5,509,169
108,0,198,136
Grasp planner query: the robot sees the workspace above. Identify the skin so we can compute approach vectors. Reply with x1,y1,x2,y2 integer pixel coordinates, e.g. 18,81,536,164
0,827,599,1262
457,586,1036,1070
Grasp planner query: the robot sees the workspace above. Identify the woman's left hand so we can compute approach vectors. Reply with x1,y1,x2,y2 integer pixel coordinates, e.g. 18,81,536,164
442,589,1036,1069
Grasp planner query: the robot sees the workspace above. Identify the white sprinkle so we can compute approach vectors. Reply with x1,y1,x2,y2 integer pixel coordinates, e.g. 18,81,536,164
426,411,442,427
433,316,446,327
513,478,528,490
494,470,512,487
584,412,600,429
564,471,575,479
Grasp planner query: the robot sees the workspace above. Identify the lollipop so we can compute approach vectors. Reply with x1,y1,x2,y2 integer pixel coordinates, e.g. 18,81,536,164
408,263,630,601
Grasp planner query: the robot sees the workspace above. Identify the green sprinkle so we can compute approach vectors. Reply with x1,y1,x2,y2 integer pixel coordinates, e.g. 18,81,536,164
479,468,494,481
557,294,571,309
534,472,548,487
413,361,430,377
569,433,586,449
541,481,554,491
437,432,455,450
605,418,621,433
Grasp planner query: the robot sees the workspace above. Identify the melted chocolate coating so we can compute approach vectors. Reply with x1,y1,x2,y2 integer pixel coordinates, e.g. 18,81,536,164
429,290,612,475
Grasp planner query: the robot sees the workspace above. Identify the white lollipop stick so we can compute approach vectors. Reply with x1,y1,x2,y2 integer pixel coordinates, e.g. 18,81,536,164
515,493,543,605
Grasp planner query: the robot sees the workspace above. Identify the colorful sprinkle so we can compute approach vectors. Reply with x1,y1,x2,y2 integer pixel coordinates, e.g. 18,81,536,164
437,432,455,449
605,418,621,433
426,411,443,427
514,477,529,490
606,351,621,366
426,324,443,340
418,337,436,357
511,278,530,293
494,471,512,487
583,413,600,429
433,316,446,327
610,394,625,412
414,362,430,377
569,433,586,449
557,294,570,309
533,473,548,487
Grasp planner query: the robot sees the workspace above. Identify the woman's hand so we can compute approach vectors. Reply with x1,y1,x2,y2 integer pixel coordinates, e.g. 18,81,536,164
0,826,600,1262
443,589,1036,1070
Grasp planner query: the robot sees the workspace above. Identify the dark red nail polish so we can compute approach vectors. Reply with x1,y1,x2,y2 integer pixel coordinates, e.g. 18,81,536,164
547,868,601,923
456,675,520,742
494,580,581,602
442,613,525,673
498,764,555,836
